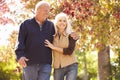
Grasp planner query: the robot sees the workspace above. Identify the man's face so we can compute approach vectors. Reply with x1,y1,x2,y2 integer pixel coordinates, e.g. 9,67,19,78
36,4,50,22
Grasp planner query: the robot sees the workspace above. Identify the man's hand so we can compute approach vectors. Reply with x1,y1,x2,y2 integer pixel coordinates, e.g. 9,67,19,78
70,32,79,40
18,57,29,68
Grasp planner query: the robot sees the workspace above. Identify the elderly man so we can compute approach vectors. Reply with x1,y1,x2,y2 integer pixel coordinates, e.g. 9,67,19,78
15,1,55,80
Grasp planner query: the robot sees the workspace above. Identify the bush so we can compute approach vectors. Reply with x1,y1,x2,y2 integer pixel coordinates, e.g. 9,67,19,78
0,63,21,80
0,67,10,80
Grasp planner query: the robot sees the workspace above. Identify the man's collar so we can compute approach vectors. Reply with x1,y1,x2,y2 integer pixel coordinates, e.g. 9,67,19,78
35,18,47,25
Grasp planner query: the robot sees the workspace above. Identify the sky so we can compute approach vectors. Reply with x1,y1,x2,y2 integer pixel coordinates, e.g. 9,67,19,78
0,0,21,46
0,24,18,46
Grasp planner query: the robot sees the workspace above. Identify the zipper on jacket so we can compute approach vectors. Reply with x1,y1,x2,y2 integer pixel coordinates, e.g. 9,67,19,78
39,25,42,31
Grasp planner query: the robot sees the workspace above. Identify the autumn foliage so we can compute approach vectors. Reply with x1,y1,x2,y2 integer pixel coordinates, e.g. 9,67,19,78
1,0,120,80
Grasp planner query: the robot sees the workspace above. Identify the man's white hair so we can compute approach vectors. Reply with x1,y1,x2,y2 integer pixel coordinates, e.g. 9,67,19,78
35,1,50,13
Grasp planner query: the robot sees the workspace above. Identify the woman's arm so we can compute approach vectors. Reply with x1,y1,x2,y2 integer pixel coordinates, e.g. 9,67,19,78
44,39,63,53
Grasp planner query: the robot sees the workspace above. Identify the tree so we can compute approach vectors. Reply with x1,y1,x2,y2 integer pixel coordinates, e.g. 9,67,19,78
21,0,120,79
53,0,120,80
1,0,120,79
0,0,15,25
0,31,21,80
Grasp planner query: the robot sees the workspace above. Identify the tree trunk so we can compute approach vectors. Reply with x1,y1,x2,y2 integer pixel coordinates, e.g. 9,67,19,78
98,46,112,80
115,48,120,80
84,52,88,80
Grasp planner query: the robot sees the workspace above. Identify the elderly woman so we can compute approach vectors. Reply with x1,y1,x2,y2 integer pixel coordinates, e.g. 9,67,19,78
45,13,78,80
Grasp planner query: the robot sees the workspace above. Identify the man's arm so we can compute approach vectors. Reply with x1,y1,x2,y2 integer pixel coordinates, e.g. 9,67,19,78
45,32,79,55
15,22,26,60
15,22,28,67
63,32,79,55
63,35,76,55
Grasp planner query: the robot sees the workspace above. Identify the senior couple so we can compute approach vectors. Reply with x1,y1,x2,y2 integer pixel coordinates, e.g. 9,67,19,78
15,1,79,80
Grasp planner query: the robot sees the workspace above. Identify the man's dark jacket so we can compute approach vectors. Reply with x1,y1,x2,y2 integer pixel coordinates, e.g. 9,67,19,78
15,18,55,65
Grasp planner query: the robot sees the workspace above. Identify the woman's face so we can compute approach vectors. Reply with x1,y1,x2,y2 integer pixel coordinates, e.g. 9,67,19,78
56,16,67,31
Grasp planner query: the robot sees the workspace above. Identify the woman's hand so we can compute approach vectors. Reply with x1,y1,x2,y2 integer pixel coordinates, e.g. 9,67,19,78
44,39,55,49
45,40,63,53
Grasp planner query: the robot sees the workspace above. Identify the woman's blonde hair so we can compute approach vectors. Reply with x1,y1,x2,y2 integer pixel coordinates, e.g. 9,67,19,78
54,12,72,34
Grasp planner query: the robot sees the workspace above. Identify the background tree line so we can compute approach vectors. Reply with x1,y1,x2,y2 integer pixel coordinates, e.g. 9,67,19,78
0,0,120,80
